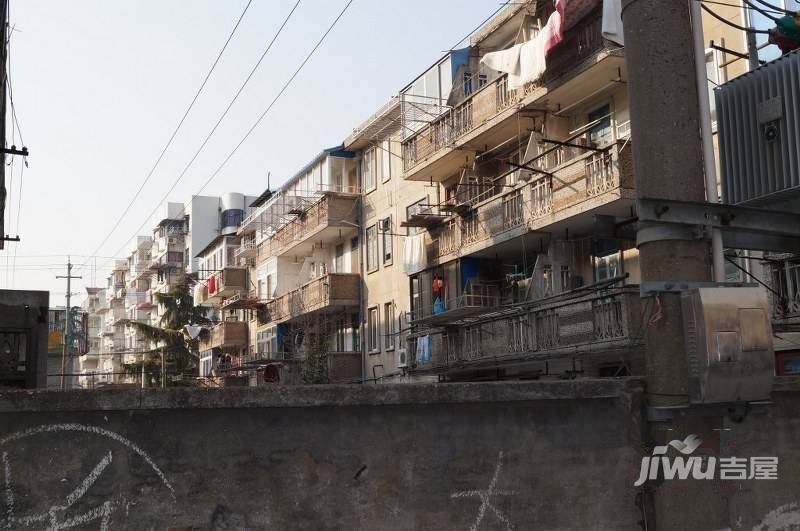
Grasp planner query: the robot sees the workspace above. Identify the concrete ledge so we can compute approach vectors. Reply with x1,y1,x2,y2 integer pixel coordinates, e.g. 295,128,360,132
0,378,644,413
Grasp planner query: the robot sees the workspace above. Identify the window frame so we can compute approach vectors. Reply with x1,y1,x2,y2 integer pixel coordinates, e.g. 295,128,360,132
380,140,392,183
362,147,377,193
384,302,395,351
381,216,393,266
366,224,379,273
367,306,380,354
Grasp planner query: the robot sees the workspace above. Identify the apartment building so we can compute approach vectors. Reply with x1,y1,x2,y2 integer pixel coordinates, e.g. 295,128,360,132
77,287,106,388
343,98,433,382
374,1,642,381
230,146,362,384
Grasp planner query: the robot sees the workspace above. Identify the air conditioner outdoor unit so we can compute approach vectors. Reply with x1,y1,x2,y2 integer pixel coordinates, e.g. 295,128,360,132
168,237,178,245
396,348,408,369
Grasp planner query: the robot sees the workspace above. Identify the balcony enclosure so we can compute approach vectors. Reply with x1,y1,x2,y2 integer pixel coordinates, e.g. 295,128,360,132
267,273,360,324
410,284,643,378
199,320,248,352
401,6,624,183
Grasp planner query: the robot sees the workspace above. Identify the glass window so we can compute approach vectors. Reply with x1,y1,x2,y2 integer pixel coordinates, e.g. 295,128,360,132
334,243,345,273
384,302,395,350
362,148,376,191
381,141,391,182
366,225,378,272
220,209,244,228
381,217,392,265
368,306,379,352
588,104,612,147
351,313,361,352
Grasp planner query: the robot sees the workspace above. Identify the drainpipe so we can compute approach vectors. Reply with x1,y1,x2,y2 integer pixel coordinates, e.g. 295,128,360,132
358,195,368,384
689,0,725,282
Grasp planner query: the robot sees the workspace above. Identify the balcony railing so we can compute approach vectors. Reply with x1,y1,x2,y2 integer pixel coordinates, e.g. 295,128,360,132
430,141,632,263
769,259,800,319
401,9,608,173
412,286,641,370
199,320,248,351
270,195,358,255
197,267,248,304
267,273,360,324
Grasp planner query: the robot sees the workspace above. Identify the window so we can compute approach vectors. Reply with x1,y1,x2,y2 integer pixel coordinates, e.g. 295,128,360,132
381,217,392,265
362,148,376,192
220,209,244,228
367,306,379,353
257,327,278,359
405,196,429,235
560,266,570,292
351,313,361,352
381,141,391,182
384,302,395,350
366,225,378,272
463,72,474,96
587,104,612,148
334,243,345,273
595,251,621,282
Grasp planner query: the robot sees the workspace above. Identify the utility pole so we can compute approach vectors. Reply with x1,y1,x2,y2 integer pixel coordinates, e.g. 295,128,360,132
622,0,725,528
56,257,81,391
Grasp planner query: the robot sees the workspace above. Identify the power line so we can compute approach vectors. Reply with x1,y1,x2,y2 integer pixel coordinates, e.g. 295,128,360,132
80,0,255,269
101,0,353,274
700,3,770,33
449,2,508,50
98,0,304,269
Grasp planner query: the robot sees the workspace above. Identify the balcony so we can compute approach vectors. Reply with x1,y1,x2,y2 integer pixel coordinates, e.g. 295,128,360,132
199,320,248,351
196,267,248,305
270,195,359,257
233,234,257,263
428,140,633,265
411,285,642,373
401,8,622,182
267,273,360,324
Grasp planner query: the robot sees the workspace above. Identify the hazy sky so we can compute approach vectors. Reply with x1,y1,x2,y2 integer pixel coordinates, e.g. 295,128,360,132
1,0,497,304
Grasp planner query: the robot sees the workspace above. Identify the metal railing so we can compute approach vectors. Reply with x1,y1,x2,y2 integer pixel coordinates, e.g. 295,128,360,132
419,286,639,368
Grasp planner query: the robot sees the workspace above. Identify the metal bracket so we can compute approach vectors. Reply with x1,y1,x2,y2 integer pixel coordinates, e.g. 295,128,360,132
637,197,800,252
640,281,756,296
646,401,771,422
636,221,703,246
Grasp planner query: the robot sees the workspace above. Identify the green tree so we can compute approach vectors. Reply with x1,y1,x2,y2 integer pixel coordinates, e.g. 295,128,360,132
124,281,210,384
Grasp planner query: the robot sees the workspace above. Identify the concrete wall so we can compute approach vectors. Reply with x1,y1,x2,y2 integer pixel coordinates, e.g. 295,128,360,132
0,380,643,530
2,379,800,530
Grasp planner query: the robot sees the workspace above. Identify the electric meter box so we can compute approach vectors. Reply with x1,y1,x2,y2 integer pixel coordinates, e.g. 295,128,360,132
681,287,774,404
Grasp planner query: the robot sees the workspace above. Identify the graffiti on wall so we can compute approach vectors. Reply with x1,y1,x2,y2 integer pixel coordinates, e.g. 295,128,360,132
0,424,174,530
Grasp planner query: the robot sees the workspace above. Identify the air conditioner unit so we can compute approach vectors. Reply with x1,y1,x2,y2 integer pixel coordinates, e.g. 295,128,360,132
168,237,178,245
396,348,408,369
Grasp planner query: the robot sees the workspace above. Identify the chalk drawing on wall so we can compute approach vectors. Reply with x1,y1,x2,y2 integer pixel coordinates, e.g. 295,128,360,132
450,450,517,531
0,423,175,530
754,502,800,531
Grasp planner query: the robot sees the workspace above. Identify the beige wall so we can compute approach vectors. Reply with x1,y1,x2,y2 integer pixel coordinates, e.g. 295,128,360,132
361,132,432,382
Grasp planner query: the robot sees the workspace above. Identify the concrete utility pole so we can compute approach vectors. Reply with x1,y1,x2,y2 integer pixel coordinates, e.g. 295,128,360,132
622,0,725,528
56,257,81,390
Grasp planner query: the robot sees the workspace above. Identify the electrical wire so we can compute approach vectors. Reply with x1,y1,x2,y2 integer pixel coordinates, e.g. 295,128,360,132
101,0,353,273
97,0,304,269
700,0,784,15
79,0,256,270
741,0,780,21
750,0,796,15
700,3,770,33
449,2,510,50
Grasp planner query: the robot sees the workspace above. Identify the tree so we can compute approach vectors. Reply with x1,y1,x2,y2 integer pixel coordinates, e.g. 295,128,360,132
125,280,210,384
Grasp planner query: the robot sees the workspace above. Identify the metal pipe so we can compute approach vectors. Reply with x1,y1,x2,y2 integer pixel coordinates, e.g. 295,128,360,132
690,0,726,282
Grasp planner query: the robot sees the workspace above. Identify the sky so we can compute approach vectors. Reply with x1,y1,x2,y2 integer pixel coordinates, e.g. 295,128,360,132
1,0,498,304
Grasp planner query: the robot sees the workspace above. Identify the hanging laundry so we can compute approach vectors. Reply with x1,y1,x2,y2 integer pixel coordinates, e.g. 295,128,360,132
402,233,427,274
417,335,432,363
601,0,624,46
208,274,216,295
433,296,446,314
480,42,524,78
